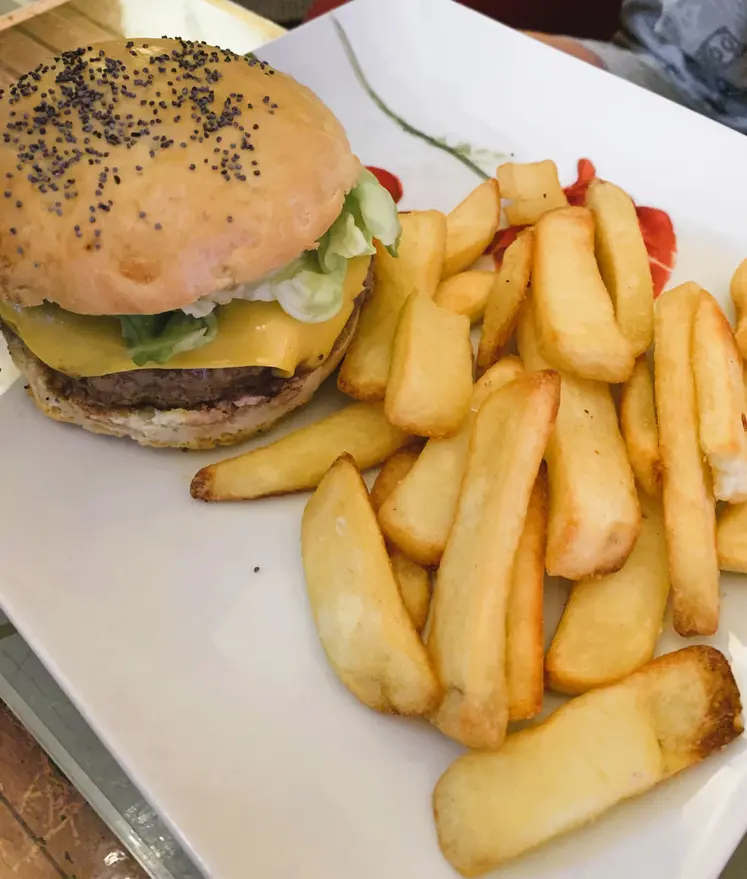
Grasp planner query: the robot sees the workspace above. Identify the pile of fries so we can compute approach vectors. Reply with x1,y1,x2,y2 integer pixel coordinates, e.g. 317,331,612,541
191,161,746,876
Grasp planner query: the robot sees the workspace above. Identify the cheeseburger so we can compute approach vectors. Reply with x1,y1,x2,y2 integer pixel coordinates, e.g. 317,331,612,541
0,38,399,448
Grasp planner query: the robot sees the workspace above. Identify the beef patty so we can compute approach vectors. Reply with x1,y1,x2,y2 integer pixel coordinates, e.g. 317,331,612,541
1,298,362,411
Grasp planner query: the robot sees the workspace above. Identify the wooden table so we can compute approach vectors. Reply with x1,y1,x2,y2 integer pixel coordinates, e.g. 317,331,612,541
0,0,284,86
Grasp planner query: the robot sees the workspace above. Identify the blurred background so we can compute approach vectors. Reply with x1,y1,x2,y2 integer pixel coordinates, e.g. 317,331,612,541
238,0,623,38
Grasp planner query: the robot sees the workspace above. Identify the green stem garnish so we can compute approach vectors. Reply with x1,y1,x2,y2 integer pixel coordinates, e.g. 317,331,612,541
333,18,489,181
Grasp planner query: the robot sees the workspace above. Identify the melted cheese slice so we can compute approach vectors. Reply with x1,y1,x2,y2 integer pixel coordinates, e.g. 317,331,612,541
0,257,370,378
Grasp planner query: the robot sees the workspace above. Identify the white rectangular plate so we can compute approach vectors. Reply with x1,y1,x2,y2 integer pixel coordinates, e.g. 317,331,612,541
2,1,747,877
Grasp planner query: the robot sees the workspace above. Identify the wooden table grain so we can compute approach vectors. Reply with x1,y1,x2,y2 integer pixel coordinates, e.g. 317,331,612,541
0,700,149,879
0,0,284,86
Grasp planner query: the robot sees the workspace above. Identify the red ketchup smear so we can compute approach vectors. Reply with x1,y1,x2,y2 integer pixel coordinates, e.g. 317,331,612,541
365,166,403,204
486,158,677,297
563,157,596,206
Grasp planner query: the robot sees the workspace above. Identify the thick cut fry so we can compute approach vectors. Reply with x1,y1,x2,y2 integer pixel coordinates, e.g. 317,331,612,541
533,206,634,383
546,493,670,695
517,301,640,579
504,192,569,227
378,358,524,565
497,160,569,226
338,210,446,401
434,646,743,877
190,403,409,501
390,550,431,633
428,371,561,749
620,356,662,497
497,159,565,200
507,467,548,722
369,448,431,630
442,179,501,278
585,178,654,357
655,283,719,636
693,290,747,503
476,229,533,375
730,257,747,359
301,455,441,714
434,271,494,323
717,501,747,573
385,292,473,438
369,448,420,514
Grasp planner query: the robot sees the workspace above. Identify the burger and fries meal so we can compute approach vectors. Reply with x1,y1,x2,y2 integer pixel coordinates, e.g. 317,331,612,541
1,37,746,877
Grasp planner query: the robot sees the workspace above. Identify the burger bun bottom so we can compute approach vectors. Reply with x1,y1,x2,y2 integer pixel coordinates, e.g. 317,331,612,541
5,306,360,450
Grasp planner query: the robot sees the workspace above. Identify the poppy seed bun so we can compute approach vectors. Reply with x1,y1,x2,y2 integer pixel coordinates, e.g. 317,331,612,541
0,38,360,315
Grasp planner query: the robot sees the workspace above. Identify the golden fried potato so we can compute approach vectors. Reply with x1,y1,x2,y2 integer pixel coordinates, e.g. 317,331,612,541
497,159,568,226
730,257,747,359
717,501,747,573
390,550,431,633
428,371,560,749
546,492,670,695
620,356,661,497
533,206,634,383
517,300,640,579
378,358,525,566
507,467,548,722
190,403,409,501
693,290,747,503
476,228,533,375
496,159,563,200
338,210,446,401
434,646,742,876
442,179,501,278
369,450,431,630
369,448,420,514
301,455,441,714
585,178,654,357
434,271,494,323
385,292,473,437
655,283,719,636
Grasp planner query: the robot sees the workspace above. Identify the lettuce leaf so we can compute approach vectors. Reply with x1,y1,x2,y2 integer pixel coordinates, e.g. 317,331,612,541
248,253,349,323
117,170,401,364
352,167,401,257
254,167,401,322
118,312,218,366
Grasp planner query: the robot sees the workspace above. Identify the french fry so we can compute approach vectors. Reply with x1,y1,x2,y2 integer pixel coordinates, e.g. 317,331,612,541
620,356,662,497
442,179,501,278
385,292,473,437
655,283,719,636
434,646,743,877
497,160,563,200
476,228,533,375
369,448,420,514
585,178,654,357
434,271,494,323
497,159,569,226
378,357,524,566
517,300,640,579
533,206,634,383
190,402,409,501
717,501,747,573
338,210,446,401
428,371,561,749
545,492,670,695
390,550,431,633
369,449,431,631
301,455,441,714
692,290,747,503
730,257,747,360
507,466,548,722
